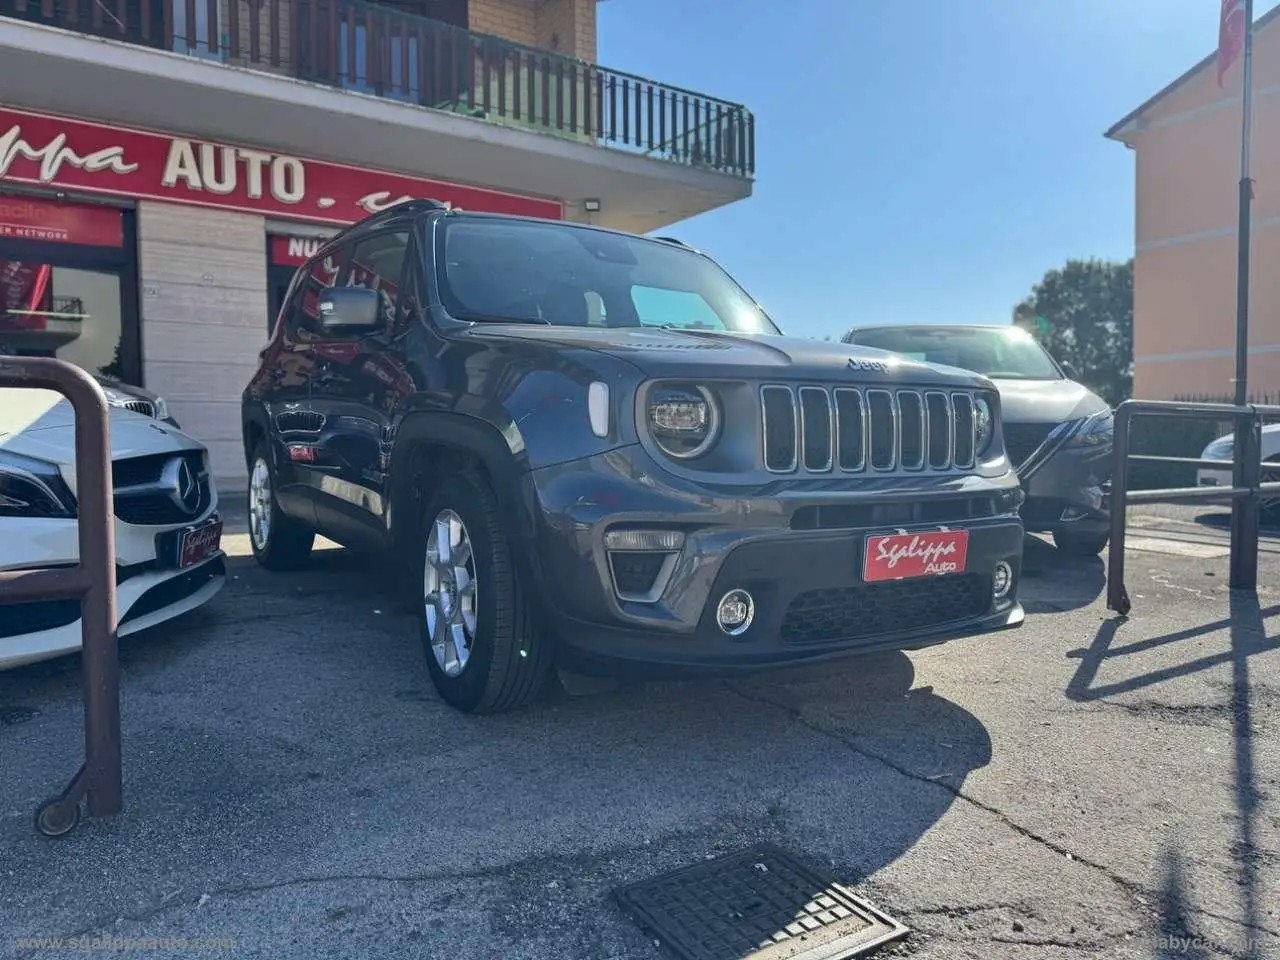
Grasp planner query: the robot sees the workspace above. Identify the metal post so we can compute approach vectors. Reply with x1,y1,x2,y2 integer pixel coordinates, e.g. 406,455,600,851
1230,412,1262,590
1230,0,1256,582
72,367,122,817
1106,402,1132,615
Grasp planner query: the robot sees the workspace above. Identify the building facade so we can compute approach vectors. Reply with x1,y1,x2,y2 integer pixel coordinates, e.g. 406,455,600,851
1106,8,1280,402
0,0,756,488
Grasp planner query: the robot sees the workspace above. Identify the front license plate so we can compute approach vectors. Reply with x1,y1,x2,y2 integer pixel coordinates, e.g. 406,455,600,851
863,529,969,582
178,519,223,569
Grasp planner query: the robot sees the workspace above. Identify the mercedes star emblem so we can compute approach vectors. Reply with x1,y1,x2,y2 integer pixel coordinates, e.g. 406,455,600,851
161,456,201,515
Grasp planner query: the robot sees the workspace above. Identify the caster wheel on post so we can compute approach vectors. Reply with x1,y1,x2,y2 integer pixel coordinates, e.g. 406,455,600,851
1116,588,1131,618
34,796,81,838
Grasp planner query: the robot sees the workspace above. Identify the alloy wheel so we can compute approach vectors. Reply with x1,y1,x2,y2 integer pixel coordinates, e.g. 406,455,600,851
249,457,273,551
424,508,479,677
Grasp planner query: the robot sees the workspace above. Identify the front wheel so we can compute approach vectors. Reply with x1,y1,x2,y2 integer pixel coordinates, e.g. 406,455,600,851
247,442,315,570
1052,527,1110,557
415,470,551,714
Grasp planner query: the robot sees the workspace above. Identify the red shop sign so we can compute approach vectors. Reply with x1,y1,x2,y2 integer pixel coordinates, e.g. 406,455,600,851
270,234,328,267
0,106,564,226
0,196,123,247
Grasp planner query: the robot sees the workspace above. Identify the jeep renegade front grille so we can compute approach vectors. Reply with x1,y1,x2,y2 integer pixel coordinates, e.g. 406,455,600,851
760,386,979,474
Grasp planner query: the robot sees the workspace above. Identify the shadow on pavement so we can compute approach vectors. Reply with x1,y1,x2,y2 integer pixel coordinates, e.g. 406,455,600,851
1017,534,1105,614
1065,593,1275,960
1,547,993,953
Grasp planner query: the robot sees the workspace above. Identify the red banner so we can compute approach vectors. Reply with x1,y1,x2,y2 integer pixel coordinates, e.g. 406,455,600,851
0,196,123,247
1217,0,1248,87
0,106,564,225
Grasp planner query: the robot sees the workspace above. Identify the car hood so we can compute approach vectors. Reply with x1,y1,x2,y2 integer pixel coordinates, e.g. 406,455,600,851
988,377,1109,423
461,326,997,389
0,387,199,469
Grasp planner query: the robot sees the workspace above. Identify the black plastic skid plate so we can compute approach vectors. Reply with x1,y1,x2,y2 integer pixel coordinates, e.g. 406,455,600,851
613,843,909,960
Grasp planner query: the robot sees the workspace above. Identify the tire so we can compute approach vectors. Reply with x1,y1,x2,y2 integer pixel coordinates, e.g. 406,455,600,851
246,441,315,571
415,469,551,714
1052,527,1110,557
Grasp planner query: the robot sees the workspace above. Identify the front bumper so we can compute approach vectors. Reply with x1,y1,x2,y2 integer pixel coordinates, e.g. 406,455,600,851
1018,436,1112,536
0,511,227,670
521,447,1026,677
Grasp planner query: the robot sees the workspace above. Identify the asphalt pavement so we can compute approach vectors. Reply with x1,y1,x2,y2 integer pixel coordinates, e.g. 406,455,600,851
1,502,1278,959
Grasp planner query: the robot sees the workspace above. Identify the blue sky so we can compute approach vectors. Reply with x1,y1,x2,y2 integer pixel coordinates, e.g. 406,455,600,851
597,0,1277,339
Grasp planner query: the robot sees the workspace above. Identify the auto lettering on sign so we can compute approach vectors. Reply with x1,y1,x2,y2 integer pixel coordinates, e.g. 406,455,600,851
0,106,565,225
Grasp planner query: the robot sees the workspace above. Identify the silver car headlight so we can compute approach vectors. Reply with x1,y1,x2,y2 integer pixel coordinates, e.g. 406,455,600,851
645,383,721,460
0,450,76,518
1066,409,1114,447
152,395,171,422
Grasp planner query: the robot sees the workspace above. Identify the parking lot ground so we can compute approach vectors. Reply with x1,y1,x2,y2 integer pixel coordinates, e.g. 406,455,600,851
2,506,1280,960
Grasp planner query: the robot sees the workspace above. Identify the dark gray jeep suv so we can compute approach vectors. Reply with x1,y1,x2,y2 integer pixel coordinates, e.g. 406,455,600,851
241,201,1026,714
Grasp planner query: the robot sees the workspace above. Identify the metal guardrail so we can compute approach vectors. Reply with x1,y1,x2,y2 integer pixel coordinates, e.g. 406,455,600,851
0,357,121,837
1107,399,1280,616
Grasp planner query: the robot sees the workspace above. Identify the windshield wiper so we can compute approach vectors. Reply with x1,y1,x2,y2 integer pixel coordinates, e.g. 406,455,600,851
453,312,551,326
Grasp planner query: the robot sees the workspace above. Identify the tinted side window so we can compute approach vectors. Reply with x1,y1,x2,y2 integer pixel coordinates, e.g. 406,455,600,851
347,231,410,329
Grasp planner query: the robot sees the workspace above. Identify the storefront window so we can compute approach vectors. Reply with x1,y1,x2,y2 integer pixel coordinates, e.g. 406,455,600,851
0,197,140,383
0,263,125,377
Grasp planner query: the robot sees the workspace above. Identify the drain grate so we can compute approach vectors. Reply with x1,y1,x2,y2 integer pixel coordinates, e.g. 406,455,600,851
614,843,909,960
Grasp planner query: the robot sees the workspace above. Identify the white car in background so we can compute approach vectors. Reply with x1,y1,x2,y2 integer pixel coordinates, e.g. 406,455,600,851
1198,424,1280,516
0,386,226,670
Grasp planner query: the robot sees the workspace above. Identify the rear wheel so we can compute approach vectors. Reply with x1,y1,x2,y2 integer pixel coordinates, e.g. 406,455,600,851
247,442,315,570
415,469,551,714
1052,527,1110,557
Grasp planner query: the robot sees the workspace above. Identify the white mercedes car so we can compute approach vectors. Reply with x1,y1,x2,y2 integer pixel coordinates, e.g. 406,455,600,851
0,385,226,670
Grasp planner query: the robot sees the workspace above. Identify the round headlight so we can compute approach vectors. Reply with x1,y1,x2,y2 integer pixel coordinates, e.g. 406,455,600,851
646,384,720,459
974,395,995,458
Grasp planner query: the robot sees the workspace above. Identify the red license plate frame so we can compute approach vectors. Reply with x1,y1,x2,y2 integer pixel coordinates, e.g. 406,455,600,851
862,529,969,582
178,519,223,569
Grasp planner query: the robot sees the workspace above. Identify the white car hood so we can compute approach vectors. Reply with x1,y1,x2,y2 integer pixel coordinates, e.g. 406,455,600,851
1,387,200,481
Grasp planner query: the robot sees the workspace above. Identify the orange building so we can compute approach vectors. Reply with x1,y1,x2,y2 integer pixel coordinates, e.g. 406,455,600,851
1106,6,1280,401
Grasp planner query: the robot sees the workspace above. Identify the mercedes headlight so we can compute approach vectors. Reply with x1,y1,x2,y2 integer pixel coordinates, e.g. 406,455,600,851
645,383,720,460
974,394,995,458
0,450,76,518
1067,410,1114,446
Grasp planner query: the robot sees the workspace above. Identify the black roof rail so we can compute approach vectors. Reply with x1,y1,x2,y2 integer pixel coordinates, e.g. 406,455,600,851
375,198,453,218
316,198,452,250
653,236,690,247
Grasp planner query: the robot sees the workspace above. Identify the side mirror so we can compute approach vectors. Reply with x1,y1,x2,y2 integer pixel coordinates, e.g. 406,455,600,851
318,287,382,331
1059,360,1079,380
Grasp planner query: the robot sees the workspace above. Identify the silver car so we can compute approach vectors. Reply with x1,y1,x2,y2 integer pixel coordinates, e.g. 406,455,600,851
842,323,1113,555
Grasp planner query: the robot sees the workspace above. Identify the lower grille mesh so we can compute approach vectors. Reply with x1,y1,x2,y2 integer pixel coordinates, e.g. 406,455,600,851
781,574,990,645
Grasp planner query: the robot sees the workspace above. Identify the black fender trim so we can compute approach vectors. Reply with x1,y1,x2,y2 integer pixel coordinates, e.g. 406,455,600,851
389,409,539,560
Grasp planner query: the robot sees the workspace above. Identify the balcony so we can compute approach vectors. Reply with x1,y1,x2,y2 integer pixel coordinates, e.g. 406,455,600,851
1,0,755,187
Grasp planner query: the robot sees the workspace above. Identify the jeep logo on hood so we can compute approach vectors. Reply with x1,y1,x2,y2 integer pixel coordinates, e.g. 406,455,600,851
848,358,890,373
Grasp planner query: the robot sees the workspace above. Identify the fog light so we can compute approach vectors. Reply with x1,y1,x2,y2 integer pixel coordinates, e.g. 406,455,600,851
992,561,1014,600
715,589,755,637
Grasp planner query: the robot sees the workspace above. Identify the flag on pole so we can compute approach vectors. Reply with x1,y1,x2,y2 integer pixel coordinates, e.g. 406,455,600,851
1218,0,1248,86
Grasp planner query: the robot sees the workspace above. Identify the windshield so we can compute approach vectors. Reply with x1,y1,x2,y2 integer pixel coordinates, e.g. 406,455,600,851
846,326,1063,380
434,218,780,334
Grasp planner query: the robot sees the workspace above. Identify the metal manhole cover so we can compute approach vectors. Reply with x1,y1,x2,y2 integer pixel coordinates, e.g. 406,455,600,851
614,843,909,960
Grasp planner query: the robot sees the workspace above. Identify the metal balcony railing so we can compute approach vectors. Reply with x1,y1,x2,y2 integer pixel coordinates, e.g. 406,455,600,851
2,0,756,178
